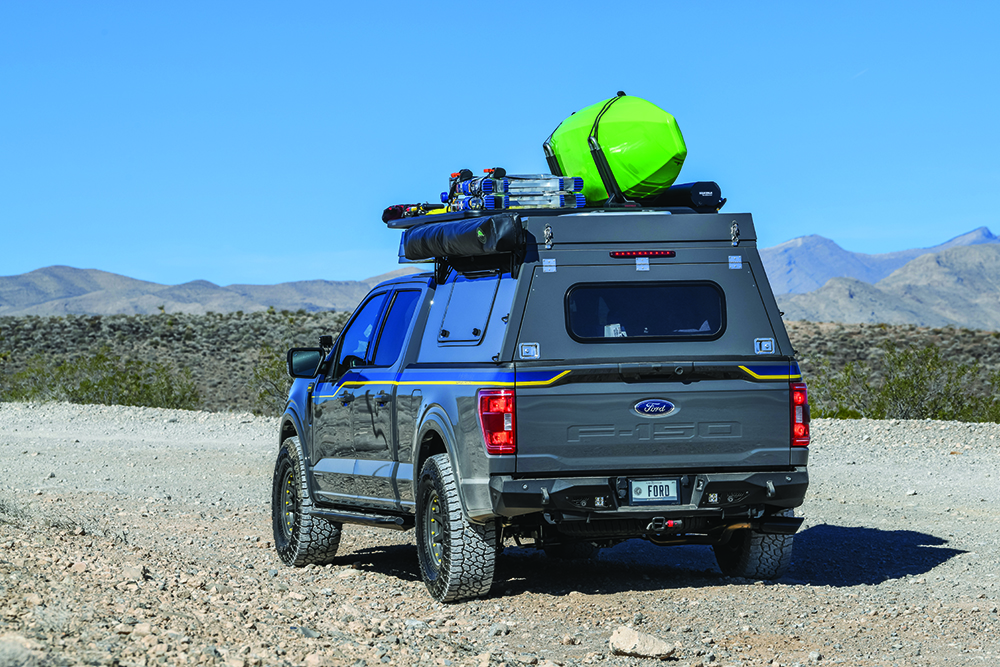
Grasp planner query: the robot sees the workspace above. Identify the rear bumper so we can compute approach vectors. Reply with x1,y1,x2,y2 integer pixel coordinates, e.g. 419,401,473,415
488,467,808,520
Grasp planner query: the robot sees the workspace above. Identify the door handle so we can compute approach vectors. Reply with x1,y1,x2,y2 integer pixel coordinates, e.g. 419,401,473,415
341,391,355,405
376,390,392,407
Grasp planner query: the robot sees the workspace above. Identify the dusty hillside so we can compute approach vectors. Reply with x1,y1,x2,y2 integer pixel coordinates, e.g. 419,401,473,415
3,313,998,414
0,311,349,413
785,320,1000,380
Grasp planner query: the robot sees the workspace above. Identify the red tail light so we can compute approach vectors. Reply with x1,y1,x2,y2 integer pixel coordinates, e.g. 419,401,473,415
790,382,810,447
478,389,516,454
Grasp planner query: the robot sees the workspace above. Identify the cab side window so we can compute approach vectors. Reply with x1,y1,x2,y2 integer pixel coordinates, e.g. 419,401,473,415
373,290,421,367
334,292,388,378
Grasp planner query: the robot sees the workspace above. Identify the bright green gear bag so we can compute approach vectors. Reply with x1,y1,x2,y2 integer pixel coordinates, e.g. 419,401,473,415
543,92,687,206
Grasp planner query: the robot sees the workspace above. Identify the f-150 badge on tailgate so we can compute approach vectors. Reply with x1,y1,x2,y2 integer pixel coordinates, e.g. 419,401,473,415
633,399,676,417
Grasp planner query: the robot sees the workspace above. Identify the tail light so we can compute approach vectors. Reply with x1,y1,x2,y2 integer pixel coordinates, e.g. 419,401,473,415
790,382,810,447
478,389,516,455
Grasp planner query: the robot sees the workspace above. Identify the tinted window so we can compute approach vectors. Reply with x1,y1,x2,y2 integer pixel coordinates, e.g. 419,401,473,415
566,282,724,341
335,292,388,375
373,290,421,366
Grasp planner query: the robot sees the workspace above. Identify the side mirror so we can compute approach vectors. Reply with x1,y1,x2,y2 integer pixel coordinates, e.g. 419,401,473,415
287,348,324,378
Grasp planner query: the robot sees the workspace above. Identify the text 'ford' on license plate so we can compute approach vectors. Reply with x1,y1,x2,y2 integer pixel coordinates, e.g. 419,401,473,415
629,478,680,505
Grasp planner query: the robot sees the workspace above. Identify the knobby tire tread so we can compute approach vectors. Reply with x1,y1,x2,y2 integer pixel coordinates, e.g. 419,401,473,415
272,436,341,567
714,509,795,580
417,454,496,603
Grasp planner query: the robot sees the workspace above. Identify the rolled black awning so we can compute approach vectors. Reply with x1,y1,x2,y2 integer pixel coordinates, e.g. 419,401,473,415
402,213,524,261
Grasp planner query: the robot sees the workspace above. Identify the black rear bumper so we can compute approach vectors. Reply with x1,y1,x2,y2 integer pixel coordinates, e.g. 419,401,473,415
488,467,808,520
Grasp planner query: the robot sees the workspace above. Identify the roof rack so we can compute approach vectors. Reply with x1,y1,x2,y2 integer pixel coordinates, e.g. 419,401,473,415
387,181,726,284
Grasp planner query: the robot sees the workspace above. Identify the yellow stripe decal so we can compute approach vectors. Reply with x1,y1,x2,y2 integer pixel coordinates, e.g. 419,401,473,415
516,370,573,386
739,365,802,381
313,370,572,399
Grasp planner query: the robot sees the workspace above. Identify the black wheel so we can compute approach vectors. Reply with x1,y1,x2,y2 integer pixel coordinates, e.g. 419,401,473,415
415,453,496,602
543,541,597,560
272,436,341,567
713,509,795,579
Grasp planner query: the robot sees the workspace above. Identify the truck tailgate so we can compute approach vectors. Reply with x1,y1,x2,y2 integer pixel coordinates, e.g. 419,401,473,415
514,365,792,474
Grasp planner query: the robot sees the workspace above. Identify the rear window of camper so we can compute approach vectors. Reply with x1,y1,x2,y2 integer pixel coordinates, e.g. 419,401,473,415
565,282,725,341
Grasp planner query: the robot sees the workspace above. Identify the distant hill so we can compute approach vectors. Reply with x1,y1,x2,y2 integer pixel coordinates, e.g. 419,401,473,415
5,225,999,326
761,226,999,294
777,244,1000,330
0,266,424,316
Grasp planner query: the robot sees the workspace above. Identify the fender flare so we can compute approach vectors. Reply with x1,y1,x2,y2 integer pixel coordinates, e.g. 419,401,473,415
280,407,310,463
414,404,460,475
278,412,320,505
411,405,467,510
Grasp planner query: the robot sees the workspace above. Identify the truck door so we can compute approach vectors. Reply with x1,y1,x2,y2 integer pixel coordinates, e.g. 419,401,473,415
352,289,422,510
311,291,388,505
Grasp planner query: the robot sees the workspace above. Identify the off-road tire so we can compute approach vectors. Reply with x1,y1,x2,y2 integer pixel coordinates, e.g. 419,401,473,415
416,453,496,602
543,541,597,560
272,436,341,567
713,509,795,579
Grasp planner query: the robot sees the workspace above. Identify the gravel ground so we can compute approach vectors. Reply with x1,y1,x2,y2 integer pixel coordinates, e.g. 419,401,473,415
1,402,998,667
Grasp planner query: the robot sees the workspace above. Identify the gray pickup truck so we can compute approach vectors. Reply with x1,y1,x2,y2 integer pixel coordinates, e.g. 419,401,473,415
272,208,810,602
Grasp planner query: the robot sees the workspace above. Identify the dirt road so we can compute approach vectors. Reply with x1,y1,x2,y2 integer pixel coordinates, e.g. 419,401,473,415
1,402,998,666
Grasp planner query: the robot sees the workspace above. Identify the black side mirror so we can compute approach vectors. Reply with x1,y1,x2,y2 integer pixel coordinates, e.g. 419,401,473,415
287,348,324,378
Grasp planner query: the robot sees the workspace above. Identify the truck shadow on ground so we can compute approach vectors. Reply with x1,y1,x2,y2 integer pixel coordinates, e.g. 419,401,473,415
784,524,965,587
336,544,423,583
337,524,964,597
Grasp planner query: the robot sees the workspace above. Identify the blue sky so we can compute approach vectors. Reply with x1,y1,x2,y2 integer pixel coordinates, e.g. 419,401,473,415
2,2,998,286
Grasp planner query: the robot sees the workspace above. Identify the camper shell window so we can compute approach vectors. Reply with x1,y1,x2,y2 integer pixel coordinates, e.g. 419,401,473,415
437,272,501,344
566,281,725,342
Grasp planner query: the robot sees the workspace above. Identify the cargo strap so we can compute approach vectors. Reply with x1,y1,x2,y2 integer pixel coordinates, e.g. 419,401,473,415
588,91,635,207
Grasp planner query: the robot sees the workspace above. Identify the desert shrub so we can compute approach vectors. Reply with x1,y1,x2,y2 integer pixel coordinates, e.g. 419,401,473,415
808,341,1000,422
0,348,199,410
251,343,292,415
0,495,29,525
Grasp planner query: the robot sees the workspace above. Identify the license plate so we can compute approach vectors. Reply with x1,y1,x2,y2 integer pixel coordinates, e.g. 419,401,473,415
629,478,680,505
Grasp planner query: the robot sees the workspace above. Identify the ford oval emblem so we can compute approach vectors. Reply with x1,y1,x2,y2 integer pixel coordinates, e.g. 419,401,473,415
633,398,676,418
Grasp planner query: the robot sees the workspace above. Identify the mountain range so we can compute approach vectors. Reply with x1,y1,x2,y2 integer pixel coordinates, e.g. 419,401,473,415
0,266,422,316
756,225,1000,329
760,226,1000,294
775,244,1000,330
3,226,1000,330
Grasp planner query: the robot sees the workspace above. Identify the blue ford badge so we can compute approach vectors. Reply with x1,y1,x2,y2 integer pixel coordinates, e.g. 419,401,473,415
633,398,676,417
